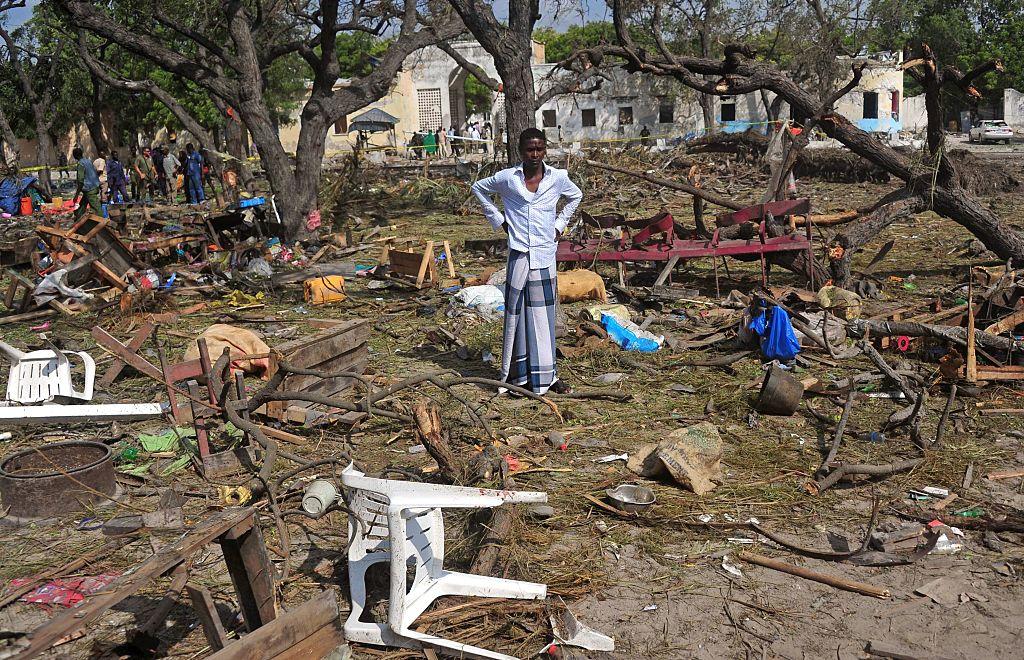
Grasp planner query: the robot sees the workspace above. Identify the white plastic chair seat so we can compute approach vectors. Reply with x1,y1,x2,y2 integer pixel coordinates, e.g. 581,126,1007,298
342,464,547,660
0,340,95,404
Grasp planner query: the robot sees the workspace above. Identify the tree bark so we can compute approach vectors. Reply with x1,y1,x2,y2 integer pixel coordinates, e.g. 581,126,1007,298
0,26,56,192
0,105,18,167
60,0,465,238
496,52,537,163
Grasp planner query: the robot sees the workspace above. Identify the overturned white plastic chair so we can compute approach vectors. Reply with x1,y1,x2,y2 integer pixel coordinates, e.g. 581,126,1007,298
342,463,548,660
0,340,95,404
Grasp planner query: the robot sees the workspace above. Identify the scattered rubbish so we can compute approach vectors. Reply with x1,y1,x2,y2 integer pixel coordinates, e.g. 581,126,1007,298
218,485,252,506
547,604,615,652
756,362,805,415
593,372,627,385
627,422,723,495
184,325,271,380
721,556,744,578
817,285,862,320
558,269,607,303
642,604,658,612
594,453,628,463
304,275,347,305
8,573,119,608
602,313,664,352
915,576,972,607
302,479,340,515
746,304,801,361
605,483,656,513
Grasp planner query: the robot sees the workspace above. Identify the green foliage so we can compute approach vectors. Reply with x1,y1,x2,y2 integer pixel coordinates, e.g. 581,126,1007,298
335,32,390,78
464,74,492,116
534,22,616,63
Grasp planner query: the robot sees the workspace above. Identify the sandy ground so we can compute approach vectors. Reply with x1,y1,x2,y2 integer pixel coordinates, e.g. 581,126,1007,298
1,148,1024,659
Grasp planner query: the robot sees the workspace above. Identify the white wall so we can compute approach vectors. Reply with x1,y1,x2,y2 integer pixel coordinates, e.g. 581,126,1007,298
1005,88,1024,130
903,95,928,133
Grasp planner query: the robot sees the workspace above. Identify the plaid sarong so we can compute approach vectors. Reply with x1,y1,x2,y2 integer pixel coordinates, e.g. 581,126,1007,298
500,249,559,394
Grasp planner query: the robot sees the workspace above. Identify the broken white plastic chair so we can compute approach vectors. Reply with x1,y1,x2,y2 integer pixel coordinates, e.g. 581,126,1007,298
342,463,548,660
0,340,95,404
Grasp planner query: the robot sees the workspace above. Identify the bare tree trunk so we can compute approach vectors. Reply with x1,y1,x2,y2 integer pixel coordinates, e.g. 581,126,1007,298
0,105,18,167
496,53,536,163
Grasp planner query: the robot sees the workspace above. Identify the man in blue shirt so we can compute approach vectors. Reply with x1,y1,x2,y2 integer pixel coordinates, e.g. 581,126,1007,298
185,143,204,204
471,128,583,395
71,147,102,221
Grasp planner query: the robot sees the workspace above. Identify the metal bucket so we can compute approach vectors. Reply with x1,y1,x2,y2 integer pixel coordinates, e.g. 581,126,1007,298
0,440,117,520
756,363,805,415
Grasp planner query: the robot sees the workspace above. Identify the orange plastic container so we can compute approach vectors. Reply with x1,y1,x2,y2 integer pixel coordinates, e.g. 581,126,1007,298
19,196,32,215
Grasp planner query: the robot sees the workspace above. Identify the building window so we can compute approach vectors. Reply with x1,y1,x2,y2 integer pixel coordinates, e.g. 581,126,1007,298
581,108,596,127
720,98,736,122
658,102,674,124
542,109,556,128
619,106,634,126
333,117,348,135
863,91,879,119
417,88,442,132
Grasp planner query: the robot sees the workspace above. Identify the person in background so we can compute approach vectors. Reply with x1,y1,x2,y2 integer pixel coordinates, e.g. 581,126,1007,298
161,146,180,203
0,162,51,216
106,151,128,204
469,123,481,153
93,151,107,202
423,129,437,158
131,145,155,202
176,149,188,202
71,147,102,221
152,145,166,199
450,126,461,158
184,143,204,204
640,125,652,147
470,127,582,396
437,127,448,158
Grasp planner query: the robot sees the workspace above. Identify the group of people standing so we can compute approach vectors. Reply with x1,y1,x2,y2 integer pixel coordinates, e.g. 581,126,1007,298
82,143,210,208
70,142,228,220
409,121,496,159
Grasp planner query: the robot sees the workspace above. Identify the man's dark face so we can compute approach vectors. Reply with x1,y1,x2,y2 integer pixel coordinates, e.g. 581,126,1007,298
520,138,546,167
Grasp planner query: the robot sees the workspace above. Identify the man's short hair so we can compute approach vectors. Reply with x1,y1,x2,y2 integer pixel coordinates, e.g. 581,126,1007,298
72,147,83,159
518,127,547,149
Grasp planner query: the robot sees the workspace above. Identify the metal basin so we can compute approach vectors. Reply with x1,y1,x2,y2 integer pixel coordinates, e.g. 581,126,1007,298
0,440,117,521
606,483,656,514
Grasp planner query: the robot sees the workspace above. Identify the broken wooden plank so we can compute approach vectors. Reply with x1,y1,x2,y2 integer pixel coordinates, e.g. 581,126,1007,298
14,507,255,659
206,590,341,660
187,585,229,651
96,322,156,387
218,517,277,631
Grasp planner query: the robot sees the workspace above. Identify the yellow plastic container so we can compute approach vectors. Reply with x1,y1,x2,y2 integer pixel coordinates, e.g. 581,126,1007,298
304,275,347,305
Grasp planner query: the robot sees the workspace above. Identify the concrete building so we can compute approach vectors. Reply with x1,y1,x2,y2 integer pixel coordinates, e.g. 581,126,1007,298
278,44,917,155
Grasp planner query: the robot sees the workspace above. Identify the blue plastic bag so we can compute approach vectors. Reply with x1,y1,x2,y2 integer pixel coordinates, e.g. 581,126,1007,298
602,313,661,352
748,305,800,361
760,306,801,361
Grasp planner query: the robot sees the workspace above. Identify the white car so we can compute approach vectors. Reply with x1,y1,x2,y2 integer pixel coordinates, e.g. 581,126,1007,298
969,120,1014,144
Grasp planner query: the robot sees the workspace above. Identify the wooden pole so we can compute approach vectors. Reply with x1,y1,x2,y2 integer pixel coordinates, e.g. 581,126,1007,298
736,551,890,598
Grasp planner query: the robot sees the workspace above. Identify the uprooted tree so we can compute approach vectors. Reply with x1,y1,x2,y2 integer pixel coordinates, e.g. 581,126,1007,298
581,0,1022,288
58,0,466,238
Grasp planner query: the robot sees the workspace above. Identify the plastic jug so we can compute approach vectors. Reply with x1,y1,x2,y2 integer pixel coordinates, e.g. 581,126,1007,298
19,196,32,215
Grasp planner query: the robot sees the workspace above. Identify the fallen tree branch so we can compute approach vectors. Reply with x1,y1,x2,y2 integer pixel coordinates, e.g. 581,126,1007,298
584,159,744,211
812,458,925,494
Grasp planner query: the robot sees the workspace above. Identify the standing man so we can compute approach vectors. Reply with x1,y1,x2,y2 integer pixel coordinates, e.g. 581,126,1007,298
152,145,166,199
161,146,180,203
471,128,582,395
423,130,436,158
93,151,107,202
437,127,449,158
71,147,102,220
184,143,204,204
106,151,128,204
